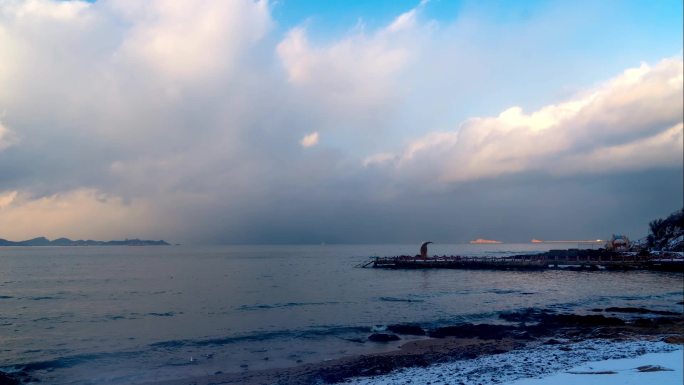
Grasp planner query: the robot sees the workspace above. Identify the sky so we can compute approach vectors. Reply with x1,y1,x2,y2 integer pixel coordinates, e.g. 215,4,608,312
0,0,682,244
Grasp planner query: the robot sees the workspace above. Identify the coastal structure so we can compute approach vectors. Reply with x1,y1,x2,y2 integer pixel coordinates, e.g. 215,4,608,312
360,248,683,272
420,241,432,258
605,234,631,251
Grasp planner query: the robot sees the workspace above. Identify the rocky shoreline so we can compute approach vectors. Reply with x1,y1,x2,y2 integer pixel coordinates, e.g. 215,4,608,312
133,306,684,385
1,306,681,385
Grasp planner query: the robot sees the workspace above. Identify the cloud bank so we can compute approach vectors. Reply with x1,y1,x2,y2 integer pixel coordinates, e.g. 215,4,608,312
369,58,683,183
0,0,681,243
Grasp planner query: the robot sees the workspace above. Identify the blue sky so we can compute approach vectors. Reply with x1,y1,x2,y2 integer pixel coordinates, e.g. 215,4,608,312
273,0,683,149
272,0,683,59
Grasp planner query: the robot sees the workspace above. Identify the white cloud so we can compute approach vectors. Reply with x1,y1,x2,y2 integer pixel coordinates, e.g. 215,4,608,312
0,119,16,151
372,57,684,182
275,4,427,129
115,0,272,82
277,26,410,97
387,8,418,33
300,131,319,147
363,152,396,167
1,0,90,21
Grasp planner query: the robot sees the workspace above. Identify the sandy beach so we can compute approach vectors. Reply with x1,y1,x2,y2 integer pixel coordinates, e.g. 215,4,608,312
144,307,684,385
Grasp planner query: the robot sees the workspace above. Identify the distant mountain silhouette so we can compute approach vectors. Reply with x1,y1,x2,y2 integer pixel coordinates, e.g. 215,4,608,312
0,237,170,246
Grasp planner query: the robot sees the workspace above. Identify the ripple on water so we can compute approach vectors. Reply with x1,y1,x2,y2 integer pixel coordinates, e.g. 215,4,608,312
378,297,425,303
237,301,340,311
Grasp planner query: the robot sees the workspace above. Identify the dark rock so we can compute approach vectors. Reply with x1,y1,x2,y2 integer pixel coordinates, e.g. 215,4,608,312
636,365,674,372
544,338,562,345
632,318,657,328
387,324,425,335
653,317,678,325
368,333,400,342
663,335,684,344
0,371,19,385
538,314,625,327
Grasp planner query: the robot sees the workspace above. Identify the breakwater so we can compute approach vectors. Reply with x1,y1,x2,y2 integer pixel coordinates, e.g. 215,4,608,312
362,249,684,272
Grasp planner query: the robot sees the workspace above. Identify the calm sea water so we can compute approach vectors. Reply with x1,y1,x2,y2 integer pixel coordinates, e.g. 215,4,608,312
1,244,682,384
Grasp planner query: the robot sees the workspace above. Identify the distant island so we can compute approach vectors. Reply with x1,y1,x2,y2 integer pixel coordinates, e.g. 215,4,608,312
469,238,502,244
0,237,170,246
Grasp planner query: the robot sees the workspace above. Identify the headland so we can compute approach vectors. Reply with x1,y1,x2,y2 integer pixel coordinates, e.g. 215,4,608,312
0,237,170,246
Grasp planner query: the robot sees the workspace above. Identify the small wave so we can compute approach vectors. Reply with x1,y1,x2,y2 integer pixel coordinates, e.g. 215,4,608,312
486,289,520,295
27,296,58,301
147,312,181,317
151,325,370,349
32,316,67,323
16,350,142,372
0,295,13,299
87,313,140,323
150,330,295,349
104,314,137,321
379,297,425,303
237,301,339,311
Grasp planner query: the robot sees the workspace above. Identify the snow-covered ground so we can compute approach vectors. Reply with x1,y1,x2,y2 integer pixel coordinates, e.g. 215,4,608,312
509,350,682,385
343,339,682,385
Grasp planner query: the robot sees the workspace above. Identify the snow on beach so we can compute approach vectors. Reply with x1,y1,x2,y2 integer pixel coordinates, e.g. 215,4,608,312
509,350,683,385
343,339,682,385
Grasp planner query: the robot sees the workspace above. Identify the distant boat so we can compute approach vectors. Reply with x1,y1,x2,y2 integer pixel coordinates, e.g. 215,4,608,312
531,239,544,243
469,238,502,244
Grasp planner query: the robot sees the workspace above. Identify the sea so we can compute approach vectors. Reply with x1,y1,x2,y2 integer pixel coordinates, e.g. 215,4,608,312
0,244,682,384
